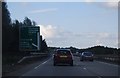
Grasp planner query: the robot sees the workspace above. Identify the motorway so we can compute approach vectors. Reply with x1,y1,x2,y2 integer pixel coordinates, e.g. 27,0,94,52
6,56,119,77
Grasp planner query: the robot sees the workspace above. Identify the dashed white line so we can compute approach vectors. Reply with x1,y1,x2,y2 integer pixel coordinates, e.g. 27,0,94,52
42,61,48,65
83,68,87,70
34,64,41,69
34,59,50,69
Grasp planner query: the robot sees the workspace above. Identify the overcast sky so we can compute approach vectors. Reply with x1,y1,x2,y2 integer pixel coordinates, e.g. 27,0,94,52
7,0,118,48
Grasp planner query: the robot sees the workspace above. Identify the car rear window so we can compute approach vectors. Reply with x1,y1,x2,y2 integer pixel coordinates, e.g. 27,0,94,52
57,50,71,55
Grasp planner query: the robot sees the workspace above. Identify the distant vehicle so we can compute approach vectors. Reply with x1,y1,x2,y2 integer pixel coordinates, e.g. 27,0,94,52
53,49,73,66
80,52,94,61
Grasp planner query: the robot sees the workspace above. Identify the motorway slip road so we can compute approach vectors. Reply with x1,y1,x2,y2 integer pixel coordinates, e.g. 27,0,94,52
5,56,119,78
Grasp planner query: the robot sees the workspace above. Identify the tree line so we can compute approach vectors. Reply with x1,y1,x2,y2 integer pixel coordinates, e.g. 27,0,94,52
80,46,118,55
2,2,48,57
50,46,119,55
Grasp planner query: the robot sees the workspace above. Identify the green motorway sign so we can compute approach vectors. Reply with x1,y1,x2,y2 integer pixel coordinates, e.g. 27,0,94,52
19,26,40,51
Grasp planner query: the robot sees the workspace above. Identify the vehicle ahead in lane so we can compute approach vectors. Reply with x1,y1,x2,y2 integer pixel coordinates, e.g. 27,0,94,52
53,49,73,66
80,52,94,61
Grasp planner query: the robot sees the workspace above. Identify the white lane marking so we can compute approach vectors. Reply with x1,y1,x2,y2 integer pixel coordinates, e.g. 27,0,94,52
97,61,118,67
42,61,48,65
34,64,41,69
34,59,50,69
83,68,87,70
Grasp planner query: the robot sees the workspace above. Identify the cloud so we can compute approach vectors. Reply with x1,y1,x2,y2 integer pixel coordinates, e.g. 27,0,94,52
6,0,120,2
38,24,73,39
103,2,118,8
85,0,118,8
38,25,57,39
75,33,110,39
28,8,57,14
85,0,118,2
37,24,117,48
95,33,118,47
20,2,29,6
85,0,95,2
108,0,119,2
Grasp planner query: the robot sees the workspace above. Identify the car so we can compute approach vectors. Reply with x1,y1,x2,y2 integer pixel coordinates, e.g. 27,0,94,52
80,52,94,61
53,49,73,66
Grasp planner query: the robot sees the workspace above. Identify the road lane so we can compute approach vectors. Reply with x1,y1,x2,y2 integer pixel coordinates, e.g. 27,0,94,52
22,58,95,76
22,56,119,76
6,57,51,76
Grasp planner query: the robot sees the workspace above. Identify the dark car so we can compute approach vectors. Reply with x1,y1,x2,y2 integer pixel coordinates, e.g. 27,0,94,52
80,52,94,61
53,49,73,66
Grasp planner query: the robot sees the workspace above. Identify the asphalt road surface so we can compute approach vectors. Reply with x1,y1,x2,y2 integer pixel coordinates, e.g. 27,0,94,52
6,56,119,77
